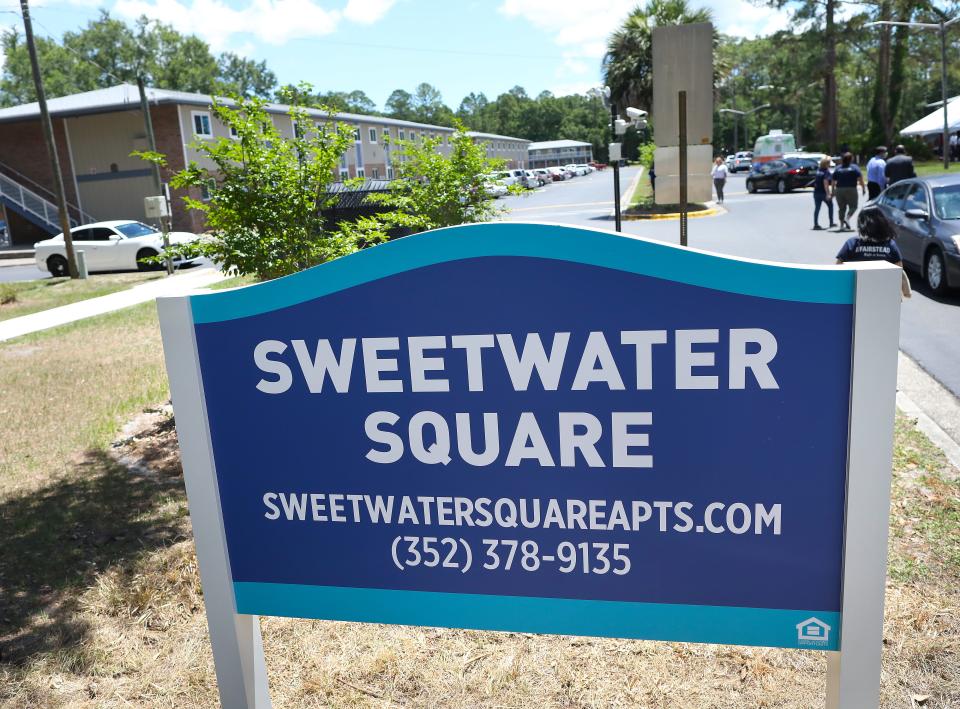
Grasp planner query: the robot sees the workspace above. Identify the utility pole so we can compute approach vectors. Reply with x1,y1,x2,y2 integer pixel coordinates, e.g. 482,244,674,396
137,75,173,275
20,0,78,278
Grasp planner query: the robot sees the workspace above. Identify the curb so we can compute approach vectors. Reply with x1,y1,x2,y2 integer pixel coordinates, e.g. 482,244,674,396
897,351,960,473
623,206,724,221
898,390,960,473
0,250,34,260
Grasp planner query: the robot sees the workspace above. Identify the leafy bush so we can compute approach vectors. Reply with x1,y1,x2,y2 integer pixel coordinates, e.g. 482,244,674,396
351,121,513,237
136,85,386,280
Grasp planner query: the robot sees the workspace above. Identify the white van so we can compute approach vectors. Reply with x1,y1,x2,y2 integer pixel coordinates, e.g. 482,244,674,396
753,130,797,166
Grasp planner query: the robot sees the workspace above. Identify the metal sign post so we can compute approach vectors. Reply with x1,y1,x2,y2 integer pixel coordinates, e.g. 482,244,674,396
679,91,688,247
159,224,900,709
652,23,713,213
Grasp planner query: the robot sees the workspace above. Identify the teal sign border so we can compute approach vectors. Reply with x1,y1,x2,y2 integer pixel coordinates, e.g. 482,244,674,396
235,583,841,650
191,222,855,324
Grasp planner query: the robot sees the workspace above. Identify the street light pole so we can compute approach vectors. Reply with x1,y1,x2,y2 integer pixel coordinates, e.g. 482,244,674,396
941,20,950,169
866,16,959,170
719,104,770,155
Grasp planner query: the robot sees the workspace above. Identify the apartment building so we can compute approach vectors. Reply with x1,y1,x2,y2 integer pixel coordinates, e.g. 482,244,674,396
0,84,530,245
527,139,594,168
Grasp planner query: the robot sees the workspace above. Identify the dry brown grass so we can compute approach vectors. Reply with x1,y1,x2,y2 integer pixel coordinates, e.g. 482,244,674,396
1,304,958,707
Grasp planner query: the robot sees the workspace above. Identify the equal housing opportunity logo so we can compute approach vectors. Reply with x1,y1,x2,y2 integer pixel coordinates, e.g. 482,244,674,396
796,617,831,646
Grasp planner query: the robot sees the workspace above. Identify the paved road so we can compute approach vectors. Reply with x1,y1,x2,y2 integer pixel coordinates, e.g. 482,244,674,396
0,262,48,283
499,167,960,398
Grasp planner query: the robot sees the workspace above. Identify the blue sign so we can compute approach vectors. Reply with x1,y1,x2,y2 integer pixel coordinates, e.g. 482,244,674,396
188,223,854,651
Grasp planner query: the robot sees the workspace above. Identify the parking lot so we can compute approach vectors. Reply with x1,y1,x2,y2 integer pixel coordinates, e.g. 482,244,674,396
498,166,960,399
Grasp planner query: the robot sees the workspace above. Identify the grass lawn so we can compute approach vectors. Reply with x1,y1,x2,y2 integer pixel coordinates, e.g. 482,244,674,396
0,300,958,707
207,273,257,290
630,169,654,207
913,160,960,179
0,272,164,323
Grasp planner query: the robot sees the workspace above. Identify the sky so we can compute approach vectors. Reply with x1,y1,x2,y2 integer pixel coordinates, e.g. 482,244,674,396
0,0,791,109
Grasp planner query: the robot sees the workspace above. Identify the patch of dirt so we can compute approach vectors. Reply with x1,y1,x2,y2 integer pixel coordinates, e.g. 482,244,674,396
625,202,711,215
109,403,182,478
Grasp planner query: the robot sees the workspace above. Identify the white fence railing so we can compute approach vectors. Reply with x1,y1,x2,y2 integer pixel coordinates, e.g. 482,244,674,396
0,171,87,232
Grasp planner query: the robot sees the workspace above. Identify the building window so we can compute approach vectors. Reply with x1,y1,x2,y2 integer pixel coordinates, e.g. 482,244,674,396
200,179,216,201
369,127,377,143
357,167,365,178
387,166,394,180
354,127,361,142
339,168,349,180
229,125,239,139
399,129,405,140
372,167,379,179
192,111,212,137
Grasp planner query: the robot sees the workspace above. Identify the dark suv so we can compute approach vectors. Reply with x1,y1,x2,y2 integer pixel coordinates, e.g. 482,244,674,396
745,157,818,194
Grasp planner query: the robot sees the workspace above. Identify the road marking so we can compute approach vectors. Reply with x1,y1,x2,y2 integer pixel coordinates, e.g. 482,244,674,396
507,200,614,212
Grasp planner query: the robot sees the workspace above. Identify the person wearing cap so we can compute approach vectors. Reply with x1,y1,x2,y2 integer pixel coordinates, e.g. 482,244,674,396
866,145,887,200
885,144,916,185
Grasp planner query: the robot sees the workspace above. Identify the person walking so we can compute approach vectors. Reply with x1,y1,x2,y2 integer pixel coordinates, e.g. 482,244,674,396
885,144,916,185
832,152,865,231
812,157,835,230
865,146,887,200
711,156,728,204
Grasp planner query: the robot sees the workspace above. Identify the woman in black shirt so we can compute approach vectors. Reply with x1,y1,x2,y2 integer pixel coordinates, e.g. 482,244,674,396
832,153,866,232
836,207,902,265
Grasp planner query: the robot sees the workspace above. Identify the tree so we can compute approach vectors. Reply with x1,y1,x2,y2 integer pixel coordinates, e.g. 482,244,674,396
215,52,277,97
138,86,383,280
385,89,416,120
301,89,379,114
602,0,713,116
0,12,278,106
457,91,489,130
1,31,80,104
412,82,453,125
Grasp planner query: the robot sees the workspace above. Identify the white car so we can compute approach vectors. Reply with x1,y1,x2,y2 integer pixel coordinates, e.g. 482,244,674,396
546,166,569,180
565,164,589,176
35,220,200,276
483,181,508,198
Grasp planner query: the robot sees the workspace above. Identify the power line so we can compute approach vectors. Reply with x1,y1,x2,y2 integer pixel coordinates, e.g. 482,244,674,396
290,36,598,62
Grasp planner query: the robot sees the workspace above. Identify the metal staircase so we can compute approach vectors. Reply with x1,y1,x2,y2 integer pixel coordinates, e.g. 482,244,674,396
0,161,95,234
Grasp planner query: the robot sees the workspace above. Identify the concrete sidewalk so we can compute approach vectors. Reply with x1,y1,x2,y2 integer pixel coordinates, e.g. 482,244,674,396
0,267,227,342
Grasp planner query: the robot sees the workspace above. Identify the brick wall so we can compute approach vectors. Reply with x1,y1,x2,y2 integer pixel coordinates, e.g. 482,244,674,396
0,118,86,244
0,117,81,221
150,104,206,233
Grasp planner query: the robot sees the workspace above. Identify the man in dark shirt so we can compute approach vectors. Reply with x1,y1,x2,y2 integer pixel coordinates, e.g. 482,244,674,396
884,145,916,185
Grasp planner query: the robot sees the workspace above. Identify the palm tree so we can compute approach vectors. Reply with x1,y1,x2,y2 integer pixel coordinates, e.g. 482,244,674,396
602,0,713,113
